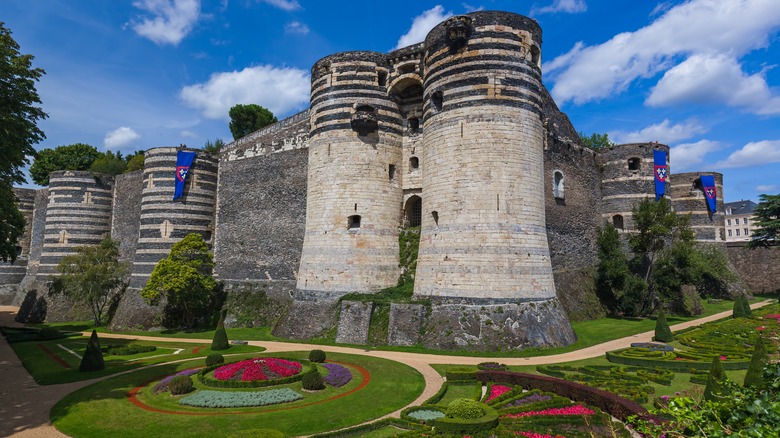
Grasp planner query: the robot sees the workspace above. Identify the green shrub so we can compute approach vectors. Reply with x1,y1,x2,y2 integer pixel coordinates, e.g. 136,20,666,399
169,375,194,395
211,309,230,351
309,349,326,363
653,309,673,342
477,362,507,371
703,356,727,401
446,367,477,381
205,352,225,367
733,296,748,318
741,295,753,316
302,368,325,391
38,327,62,340
79,330,105,372
433,404,498,435
446,398,485,419
744,336,768,388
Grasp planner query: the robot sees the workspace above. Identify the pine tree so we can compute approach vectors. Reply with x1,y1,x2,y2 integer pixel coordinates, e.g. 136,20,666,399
211,308,229,351
653,309,674,342
744,336,768,388
703,356,726,401
79,330,105,372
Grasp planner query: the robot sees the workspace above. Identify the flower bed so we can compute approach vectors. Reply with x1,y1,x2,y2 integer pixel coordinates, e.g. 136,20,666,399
503,404,595,419
322,363,352,387
153,368,201,394
536,364,667,403
407,409,446,421
486,384,512,402
214,357,302,382
179,388,302,408
503,393,551,408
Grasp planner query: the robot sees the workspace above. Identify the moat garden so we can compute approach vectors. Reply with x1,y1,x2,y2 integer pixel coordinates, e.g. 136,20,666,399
2,297,779,437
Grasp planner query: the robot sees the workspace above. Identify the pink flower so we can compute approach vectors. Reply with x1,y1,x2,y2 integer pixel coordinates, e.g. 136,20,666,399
757,326,766,331
503,404,595,419
720,355,727,361
486,385,512,402
514,431,566,438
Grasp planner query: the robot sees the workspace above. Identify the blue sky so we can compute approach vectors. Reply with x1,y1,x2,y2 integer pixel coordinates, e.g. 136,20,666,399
4,0,780,202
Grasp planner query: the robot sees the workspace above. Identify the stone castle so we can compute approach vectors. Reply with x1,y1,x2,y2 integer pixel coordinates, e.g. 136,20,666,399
1,11,739,351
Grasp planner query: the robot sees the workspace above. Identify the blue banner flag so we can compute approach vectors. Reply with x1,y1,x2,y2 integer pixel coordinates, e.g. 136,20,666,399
700,175,717,213
653,150,668,200
173,150,196,200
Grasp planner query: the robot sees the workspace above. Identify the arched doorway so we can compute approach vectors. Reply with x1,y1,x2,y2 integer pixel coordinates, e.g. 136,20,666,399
404,196,422,227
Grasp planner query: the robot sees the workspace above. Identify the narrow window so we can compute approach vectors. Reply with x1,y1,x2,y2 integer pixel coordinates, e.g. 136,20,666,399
736,229,740,236
348,215,361,230
743,217,748,224
530,45,541,66
553,171,565,199
408,117,419,133
612,214,624,230
15,246,22,256
377,70,387,87
388,164,396,181
693,179,703,190
627,157,641,171
431,91,443,110
409,156,419,170
727,219,731,226
728,229,732,237
58,230,67,244
431,211,439,226
744,228,749,236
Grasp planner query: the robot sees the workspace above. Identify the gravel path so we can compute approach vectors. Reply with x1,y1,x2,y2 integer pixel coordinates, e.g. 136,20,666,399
0,300,772,437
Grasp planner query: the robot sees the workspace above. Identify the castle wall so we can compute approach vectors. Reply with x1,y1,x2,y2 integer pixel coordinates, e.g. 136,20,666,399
111,171,143,262
670,172,725,242
415,12,556,303
0,189,37,304
725,243,780,294
296,51,404,298
599,143,670,232
38,171,115,277
18,188,48,295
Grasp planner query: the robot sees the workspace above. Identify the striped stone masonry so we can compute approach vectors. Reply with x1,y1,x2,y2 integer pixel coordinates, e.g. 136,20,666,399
38,171,114,276
670,172,725,242
130,147,218,288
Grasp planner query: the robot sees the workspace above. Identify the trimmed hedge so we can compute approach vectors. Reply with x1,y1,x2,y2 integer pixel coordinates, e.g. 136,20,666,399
226,429,284,438
169,375,194,395
445,367,477,381
476,370,661,424
423,381,449,405
302,368,325,391
106,344,156,356
432,404,499,435
205,353,224,367
607,349,750,371
197,359,312,388
309,349,326,363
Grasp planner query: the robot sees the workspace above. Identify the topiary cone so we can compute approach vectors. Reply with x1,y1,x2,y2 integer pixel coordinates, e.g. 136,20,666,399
211,308,229,351
703,356,726,401
741,295,752,317
79,329,105,372
744,336,768,388
732,297,747,319
653,309,674,343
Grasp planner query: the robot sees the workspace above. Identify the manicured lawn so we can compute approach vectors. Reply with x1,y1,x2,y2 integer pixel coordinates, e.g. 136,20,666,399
437,381,481,404
51,352,424,438
10,336,263,385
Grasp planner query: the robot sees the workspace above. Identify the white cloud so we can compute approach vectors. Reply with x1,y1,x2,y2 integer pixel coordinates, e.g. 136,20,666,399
647,54,780,115
462,3,484,13
609,119,707,144
130,0,200,46
179,65,310,120
755,184,778,192
531,0,587,15
260,0,300,11
547,0,780,107
180,130,198,139
394,5,453,50
104,127,141,150
284,21,310,35
715,140,780,168
669,139,721,171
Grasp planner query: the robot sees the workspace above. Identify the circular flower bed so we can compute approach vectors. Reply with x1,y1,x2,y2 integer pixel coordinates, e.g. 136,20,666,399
214,358,302,382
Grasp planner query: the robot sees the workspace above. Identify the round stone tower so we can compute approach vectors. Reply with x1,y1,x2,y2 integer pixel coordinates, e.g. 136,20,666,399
670,172,725,242
296,51,404,298
38,171,114,276
0,188,37,295
413,11,575,349
599,143,670,232
129,147,218,288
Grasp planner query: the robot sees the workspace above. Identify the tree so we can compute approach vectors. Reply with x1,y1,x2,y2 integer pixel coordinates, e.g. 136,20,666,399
203,138,225,154
703,355,727,401
747,194,780,249
744,336,768,388
79,330,105,372
89,150,127,175
124,152,145,173
579,131,614,150
0,22,47,262
653,309,673,342
211,308,229,351
29,143,101,185
733,296,748,318
228,104,277,140
141,233,224,328
51,238,129,326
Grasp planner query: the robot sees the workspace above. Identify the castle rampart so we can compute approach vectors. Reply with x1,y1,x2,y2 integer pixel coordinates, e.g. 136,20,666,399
670,171,725,242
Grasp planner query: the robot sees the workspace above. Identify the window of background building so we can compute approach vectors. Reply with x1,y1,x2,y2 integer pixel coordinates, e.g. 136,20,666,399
727,219,731,226
728,229,732,237
743,217,748,224
744,228,749,236
736,229,740,236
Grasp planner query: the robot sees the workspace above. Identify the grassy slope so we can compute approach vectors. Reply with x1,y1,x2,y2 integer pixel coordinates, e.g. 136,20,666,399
51,352,424,438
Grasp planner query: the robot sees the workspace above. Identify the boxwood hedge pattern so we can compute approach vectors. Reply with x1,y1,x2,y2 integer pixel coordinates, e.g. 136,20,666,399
536,364,673,403
179,388,303,408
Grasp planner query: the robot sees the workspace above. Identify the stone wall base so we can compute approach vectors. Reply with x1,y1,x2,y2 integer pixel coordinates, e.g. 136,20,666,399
335,301,373,344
